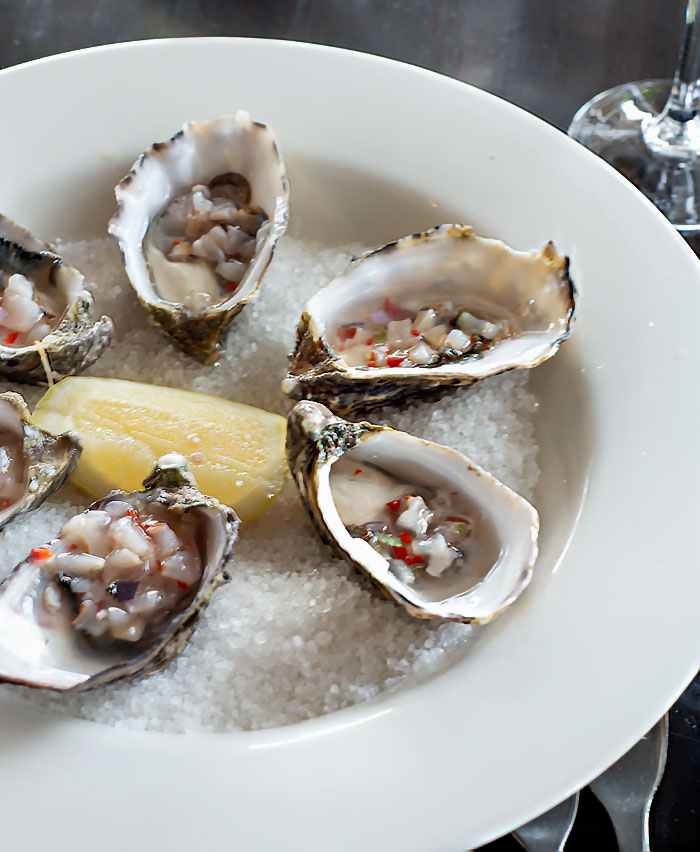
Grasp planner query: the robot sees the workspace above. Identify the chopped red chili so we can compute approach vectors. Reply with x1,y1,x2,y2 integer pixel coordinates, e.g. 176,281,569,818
30,546,52,560
365,337,374,345
482,343,490,350
225,283,239,292
392,545,408,560
404,555,414,566
353,468,362,476
412,554,425,564
411,329,420,337
386,499,401,512
399,531,413,544
70,544,78,550
0,499,9,509
337,327,357,342
383,298,405,318
172,239,180,245
387,355,404,367
176,580,189,590
4,332,19,345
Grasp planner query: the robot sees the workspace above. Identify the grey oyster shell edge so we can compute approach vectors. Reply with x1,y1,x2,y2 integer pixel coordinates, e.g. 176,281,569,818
0,454,240,692
0,214,114,384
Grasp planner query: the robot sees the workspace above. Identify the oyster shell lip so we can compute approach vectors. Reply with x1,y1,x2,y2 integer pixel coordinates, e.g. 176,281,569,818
108,111,290,364
0,454,240,692
0,390,81,532
283,224,576,415
0,216,115,384
286,401,539,625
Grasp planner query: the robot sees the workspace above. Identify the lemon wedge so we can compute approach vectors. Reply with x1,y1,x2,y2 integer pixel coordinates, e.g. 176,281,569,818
32,377,287,522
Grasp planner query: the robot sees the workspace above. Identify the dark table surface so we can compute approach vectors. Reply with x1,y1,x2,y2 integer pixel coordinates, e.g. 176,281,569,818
0,1,698,849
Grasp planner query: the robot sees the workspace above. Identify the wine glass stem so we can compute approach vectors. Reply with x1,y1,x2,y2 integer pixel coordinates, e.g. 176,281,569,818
642,0,700,158
669,0,700,119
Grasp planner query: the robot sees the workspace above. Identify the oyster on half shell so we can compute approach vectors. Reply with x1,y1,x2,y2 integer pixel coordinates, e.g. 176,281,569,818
0,454,239,691
287,401,539,624
283,225,575,414
0,391,81,530
0,215,114,384
109,111,290,363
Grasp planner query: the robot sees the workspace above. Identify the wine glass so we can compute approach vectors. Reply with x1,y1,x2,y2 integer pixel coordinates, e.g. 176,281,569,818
568,0,700,233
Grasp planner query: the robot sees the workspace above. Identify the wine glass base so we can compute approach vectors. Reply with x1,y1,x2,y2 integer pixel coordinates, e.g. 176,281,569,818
568,79,700,234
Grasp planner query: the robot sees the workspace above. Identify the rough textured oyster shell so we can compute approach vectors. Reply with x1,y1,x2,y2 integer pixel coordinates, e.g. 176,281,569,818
283,225,575,414
287,401,539,624
0,391,81,530
0,215,114,384
0,454,239,691
109,111,289,363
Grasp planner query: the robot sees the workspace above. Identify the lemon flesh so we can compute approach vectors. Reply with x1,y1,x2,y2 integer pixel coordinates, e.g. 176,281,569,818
32,377,287,522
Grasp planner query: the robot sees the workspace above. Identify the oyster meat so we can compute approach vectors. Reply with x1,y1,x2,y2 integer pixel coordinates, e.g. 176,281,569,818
0,454,239,690
283,225,575,414
0,391,80,530
0,214,114,384
109,111,290,363
287,401,539,624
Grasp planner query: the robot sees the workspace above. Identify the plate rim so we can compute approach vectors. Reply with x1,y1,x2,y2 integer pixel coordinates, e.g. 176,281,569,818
0,36,699,850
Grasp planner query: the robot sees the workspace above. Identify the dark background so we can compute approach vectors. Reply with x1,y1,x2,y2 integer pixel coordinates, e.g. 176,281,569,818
0,1,697,849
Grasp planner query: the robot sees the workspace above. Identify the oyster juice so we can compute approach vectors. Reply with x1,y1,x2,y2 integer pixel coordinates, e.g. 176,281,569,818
334,299,509,368
144,173,268,313
330,456,499,588
35,500,204,646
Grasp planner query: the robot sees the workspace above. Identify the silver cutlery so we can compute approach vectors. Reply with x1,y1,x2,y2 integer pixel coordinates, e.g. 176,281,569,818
512,792,579,852
589,714,669,852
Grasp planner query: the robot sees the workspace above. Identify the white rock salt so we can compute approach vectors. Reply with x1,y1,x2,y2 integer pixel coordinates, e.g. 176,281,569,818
0,235,539,733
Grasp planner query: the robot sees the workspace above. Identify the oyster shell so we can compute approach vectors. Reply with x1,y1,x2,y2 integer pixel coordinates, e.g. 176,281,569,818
0,391,81,530
287,401,538,623
283,225,575,414
0,214,114,384
109,111,290,363
0,454,239,690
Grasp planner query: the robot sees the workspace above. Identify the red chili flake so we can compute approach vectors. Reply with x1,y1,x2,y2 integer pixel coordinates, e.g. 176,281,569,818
411,329,420,337
127,506,140,521
176,580,189,590
482,343,490,350
387,356,404,367
470,336,477,345
392,545,408,560
386,499,401,512
231,252,242,261
225,283,239,292
383,297,405,319
353,468,362,476
30,546,52,560
367,352,377,367
404,556,414,566
337,327,357,342
365,337,374,345
4,332,19,345
413,554,425,565
399,531,413,544
172,240,180,245
70,544,78,551
0,499,9,509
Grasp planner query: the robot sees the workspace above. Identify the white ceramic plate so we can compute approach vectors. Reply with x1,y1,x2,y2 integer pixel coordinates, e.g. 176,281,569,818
0,39,698,851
